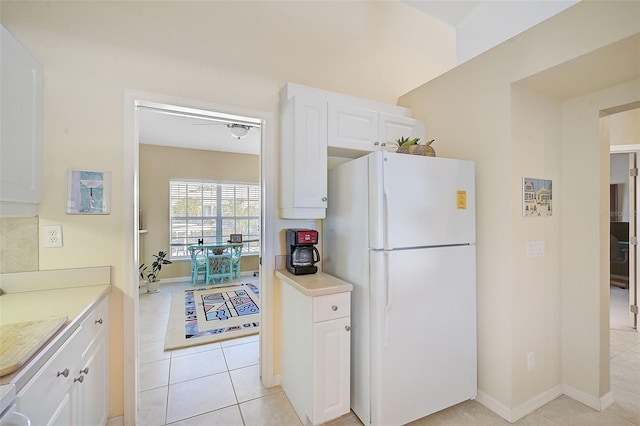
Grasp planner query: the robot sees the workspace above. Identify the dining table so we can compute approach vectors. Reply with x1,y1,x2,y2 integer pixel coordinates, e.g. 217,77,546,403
188,243,244,285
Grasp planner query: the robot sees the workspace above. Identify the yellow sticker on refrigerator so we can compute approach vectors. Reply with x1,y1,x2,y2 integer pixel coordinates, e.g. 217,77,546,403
457,190,467,209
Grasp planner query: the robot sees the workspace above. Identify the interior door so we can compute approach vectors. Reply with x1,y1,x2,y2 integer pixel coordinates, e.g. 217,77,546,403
630,153,638,329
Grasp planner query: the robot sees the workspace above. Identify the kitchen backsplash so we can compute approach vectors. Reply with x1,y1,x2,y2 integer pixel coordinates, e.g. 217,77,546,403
0,217,38,273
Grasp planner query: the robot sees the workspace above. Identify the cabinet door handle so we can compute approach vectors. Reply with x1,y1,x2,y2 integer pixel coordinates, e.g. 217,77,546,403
74,375,84,383
322,197,328,202
57,368,69,378
95,318,103,325
331,305,338,311
345,325,351,331
374,141,380,146
80,367,89,375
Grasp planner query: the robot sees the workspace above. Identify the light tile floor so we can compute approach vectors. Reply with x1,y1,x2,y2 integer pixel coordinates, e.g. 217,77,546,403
139,280,640,425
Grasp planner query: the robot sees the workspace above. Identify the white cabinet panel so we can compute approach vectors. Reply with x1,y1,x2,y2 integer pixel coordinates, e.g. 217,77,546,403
0,24,43,208
16,296,109,426
378,113,425,152
328,103,378,156
313,316,351,424
281,282,351,425
280,95,328,219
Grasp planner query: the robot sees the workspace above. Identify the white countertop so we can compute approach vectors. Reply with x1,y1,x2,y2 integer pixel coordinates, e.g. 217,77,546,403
275,269,353,297
0,267,111,389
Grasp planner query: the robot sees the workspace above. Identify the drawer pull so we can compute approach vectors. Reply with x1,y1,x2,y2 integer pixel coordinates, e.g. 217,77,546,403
331,305,338,311
74,375,84,383
57,368,69,378
95,318,103,325
345,325,351,332
80,367,89,375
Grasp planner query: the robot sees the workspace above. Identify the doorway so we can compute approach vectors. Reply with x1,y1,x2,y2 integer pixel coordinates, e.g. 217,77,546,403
123,90,277,425
607,107,640,332
609,151,637,331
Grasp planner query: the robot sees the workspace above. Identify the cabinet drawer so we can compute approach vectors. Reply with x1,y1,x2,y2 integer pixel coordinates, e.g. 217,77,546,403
313,292,350,323
17,327,82,425
77,296,109,353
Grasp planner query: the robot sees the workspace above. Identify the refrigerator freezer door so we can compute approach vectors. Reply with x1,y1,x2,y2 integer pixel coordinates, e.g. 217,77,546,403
369,246,477,426
369,152,475,250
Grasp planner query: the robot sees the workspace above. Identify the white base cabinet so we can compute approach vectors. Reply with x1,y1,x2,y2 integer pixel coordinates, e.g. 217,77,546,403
281,284,351,425
16,296,109,426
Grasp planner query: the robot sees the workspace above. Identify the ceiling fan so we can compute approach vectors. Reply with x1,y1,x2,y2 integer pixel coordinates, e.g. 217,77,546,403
192,119,259,140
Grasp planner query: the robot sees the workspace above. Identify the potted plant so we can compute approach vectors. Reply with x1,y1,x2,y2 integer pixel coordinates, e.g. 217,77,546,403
139,250,172,293
395,137,436,157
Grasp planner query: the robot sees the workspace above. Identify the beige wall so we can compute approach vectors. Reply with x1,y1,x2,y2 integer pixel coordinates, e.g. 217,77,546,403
399,0,640,419
610,108,640,146
139,144,260,278
0,1,455,419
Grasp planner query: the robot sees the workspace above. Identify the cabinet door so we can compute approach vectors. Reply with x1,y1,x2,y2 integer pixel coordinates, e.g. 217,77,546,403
328,103,378,155
312,316,350,424
378,113,425,152
0,24,43,205
47,392,73,426
280,95,328,219
76,335,108,426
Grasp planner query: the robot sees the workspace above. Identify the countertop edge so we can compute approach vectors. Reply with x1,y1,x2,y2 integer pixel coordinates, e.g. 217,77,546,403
275,270,353,297
7,285,111,391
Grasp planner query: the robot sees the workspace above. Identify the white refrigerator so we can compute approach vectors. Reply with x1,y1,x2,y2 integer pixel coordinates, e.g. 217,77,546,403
323,151,477,426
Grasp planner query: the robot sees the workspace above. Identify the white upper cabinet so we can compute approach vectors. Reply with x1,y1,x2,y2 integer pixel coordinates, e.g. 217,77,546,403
280,94,328,219
327,100,425,158
279,83,425,219
379,112,426,152
327,103,379,155
0,24,43,215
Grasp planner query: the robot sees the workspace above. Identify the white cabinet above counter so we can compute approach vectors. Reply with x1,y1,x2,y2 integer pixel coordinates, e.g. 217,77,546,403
0,24,43,217
279,83,425,219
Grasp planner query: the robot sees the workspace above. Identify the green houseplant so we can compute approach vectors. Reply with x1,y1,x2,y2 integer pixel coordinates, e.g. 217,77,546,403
395,137,436,157
139,250,172,293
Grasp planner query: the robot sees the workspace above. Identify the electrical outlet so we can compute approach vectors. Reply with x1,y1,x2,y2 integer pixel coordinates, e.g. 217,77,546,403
527,352,535,372
43,225,63,248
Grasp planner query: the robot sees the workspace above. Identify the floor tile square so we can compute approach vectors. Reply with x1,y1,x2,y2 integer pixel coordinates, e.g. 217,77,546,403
166,372,237,424
140,359,170,391
223,341,259,370
169,348,228,384
239,391,302,426
165,405,244,426
230,364,281,403
138,386,168,426
139,339,171,364
171,341,222,358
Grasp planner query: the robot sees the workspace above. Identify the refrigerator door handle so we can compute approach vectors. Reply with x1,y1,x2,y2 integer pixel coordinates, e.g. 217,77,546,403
382,180,390,250
384,251,391,347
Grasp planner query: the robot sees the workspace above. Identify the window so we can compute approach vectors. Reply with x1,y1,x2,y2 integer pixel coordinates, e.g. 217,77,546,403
169,180,260,259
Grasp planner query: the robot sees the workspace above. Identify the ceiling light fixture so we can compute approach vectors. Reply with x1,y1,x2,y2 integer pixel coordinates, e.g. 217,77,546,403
227,124,251,139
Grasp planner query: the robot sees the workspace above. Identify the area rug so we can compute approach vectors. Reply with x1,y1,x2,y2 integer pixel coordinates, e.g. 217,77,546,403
165,283,260,350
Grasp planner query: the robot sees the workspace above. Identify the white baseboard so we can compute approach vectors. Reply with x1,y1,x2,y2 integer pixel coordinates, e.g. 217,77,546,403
476,390,513,422
106,415,124,426
511,384,563,422
563,383,613,411
478,384,611,423
158,272,259,285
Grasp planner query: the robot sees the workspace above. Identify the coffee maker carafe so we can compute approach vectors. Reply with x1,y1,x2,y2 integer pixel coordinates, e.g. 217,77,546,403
286,229,320,275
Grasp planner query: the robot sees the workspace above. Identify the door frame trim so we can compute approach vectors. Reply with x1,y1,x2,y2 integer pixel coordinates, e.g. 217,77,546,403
123,89,276,424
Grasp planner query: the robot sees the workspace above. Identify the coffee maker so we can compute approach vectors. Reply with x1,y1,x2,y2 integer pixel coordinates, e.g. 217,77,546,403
286,229,320,275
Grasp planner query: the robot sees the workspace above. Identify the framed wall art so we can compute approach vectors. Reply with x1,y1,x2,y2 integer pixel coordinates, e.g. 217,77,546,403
66,169,111,214
522,177,552,217
229,233,243,243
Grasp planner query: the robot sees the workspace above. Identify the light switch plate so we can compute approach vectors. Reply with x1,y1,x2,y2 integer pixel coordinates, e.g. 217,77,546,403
526,240,544,258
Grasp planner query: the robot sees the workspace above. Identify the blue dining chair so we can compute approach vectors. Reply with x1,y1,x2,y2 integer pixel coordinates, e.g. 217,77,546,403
190,247,208,285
